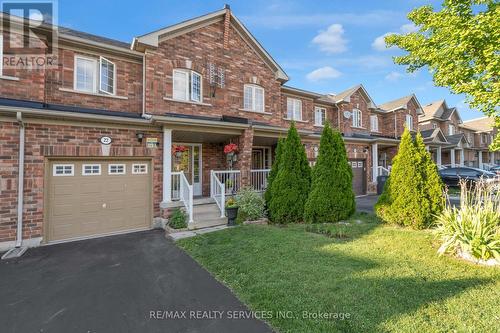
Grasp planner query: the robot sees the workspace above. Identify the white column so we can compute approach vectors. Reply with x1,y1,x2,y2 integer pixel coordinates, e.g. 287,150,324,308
437,146,442,166
163,127,172,203
426,145,430,152
372,143,378,182
450,149,456,167
460,149,465,166
478,151,483,169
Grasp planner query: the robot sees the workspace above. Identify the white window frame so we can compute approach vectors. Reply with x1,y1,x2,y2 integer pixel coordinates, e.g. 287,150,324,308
243,84,265,112
0,35,3,76
406,114,414,131
74,55,98,93
352,109,362,128
53,164,74,176
314,107,326,126
108,164,126,175
448,124,455,135
132,163,148,175
370,115,379,132
287,98,302,121
99,56,116,95
172,69,203,103
82,164,101,176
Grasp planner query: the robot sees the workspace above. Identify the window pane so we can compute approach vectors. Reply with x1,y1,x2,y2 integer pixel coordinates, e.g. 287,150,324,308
244,86,253,110
76,58,95,92
173,70,188,100
294,100,302,120
191,72,201,102
254,87,264,112
100,58,115,94
287,99,293,119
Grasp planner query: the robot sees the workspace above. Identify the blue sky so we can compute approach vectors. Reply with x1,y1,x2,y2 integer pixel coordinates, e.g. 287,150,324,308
57,0,483,120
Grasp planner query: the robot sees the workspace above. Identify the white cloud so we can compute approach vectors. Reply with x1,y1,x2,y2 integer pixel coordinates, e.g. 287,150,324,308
312,24,347,54
306,66,342,81
372,23,418,51
385,71,404,81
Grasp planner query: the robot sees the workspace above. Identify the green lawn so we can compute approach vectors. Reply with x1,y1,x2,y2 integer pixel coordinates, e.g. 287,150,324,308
178,214,500,333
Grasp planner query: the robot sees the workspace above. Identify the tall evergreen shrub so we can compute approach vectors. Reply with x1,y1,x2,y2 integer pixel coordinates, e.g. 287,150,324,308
264,138,285,206
268,122,311,224
304,123,355,223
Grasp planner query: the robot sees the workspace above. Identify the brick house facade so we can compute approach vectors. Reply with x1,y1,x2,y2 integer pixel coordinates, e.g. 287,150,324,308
1,7,496,250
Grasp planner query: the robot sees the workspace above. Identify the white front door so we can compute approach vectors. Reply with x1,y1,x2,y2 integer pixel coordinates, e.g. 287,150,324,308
173,143,202,196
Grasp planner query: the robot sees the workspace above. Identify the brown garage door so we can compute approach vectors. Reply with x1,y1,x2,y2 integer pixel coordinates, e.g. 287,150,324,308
46,160,151,242
349,159,366,196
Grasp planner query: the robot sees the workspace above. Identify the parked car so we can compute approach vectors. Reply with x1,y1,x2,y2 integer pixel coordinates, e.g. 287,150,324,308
489,165,500,175
439,167,498,187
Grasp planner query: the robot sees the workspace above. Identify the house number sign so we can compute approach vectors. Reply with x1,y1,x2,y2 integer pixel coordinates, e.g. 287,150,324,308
99,136,112,145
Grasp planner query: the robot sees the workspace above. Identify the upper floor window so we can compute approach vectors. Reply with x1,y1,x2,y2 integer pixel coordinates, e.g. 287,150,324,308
448,124,455,135
432,122,437,129
314,107,326,126
370,115,379,132
173,69,202,102
352,109,362,128
74,56,116,95
287,98,302,121
243,84,264,112
406,114,413,131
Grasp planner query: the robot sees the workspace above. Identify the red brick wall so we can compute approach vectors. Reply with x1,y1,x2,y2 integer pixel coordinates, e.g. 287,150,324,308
0,120,163,242
336,90,371,136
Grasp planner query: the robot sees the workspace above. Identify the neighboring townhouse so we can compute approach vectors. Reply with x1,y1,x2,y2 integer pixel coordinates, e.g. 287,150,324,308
418,100,498,168
0,7,428,250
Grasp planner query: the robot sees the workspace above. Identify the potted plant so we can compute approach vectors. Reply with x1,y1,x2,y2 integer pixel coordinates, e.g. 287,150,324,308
173,145,188,158
224,143,238,162
225,197,238,226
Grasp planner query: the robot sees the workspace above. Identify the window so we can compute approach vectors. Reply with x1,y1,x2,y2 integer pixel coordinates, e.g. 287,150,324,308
82,164,101,175
75,56,97,93
74,56,116,95
172,69,202,102
132,163,148,174
243,84,264,112
352,109,362,128
108,164,126,175
370,115,379,132
314,107,326,126
448,124,455,135
405,114,413,130
432,122,437,129
53,164,74,176
286,98,302,120
99,57,115,95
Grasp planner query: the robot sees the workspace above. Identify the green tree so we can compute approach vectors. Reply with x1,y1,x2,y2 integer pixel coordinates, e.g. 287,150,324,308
415,132,445,221
268,122,311,224
385,0,499,150
375,129,430,229
264,138,285,206
304,124,355,223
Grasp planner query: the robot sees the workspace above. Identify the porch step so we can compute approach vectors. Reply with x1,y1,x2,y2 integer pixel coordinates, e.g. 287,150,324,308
193,197,216,205
191,201,227,230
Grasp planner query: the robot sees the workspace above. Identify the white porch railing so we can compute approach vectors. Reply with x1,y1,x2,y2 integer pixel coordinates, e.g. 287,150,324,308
251,169,271,192
210,171,225,218
171,172,181,201
172,171,193,223
211,170,241,195
377,166,390,176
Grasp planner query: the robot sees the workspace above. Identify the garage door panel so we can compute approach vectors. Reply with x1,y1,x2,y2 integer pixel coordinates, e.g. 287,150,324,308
47,160,151,242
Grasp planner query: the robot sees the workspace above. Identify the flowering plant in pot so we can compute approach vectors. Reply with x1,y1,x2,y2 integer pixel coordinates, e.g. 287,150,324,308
224,143,238,158
225,197,239,226
173,145,188,158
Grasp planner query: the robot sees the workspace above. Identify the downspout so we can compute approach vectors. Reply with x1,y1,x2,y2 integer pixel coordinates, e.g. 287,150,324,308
141,51,152,120
15,111,25,248
394,113,397,138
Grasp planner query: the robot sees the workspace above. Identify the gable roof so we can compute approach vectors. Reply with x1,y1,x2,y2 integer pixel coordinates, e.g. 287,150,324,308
132,7,289,82
328,84,376,108
419,100,463,124
378,94,423,114
462,117,496,132
420,128,448,144
446,133,469,147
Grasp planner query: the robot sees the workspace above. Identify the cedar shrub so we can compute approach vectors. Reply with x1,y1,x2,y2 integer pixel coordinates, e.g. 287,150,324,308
264,138,285,206
304,123,355,223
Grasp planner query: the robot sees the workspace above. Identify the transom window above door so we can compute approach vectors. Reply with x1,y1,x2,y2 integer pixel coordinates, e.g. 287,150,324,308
243,84,264,112
286,98,302,121
74,56,116,95
172,69,202,102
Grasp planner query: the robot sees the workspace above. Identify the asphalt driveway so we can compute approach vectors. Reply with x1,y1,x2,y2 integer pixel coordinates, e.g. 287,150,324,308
0,230,272,333
356,195,379,213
